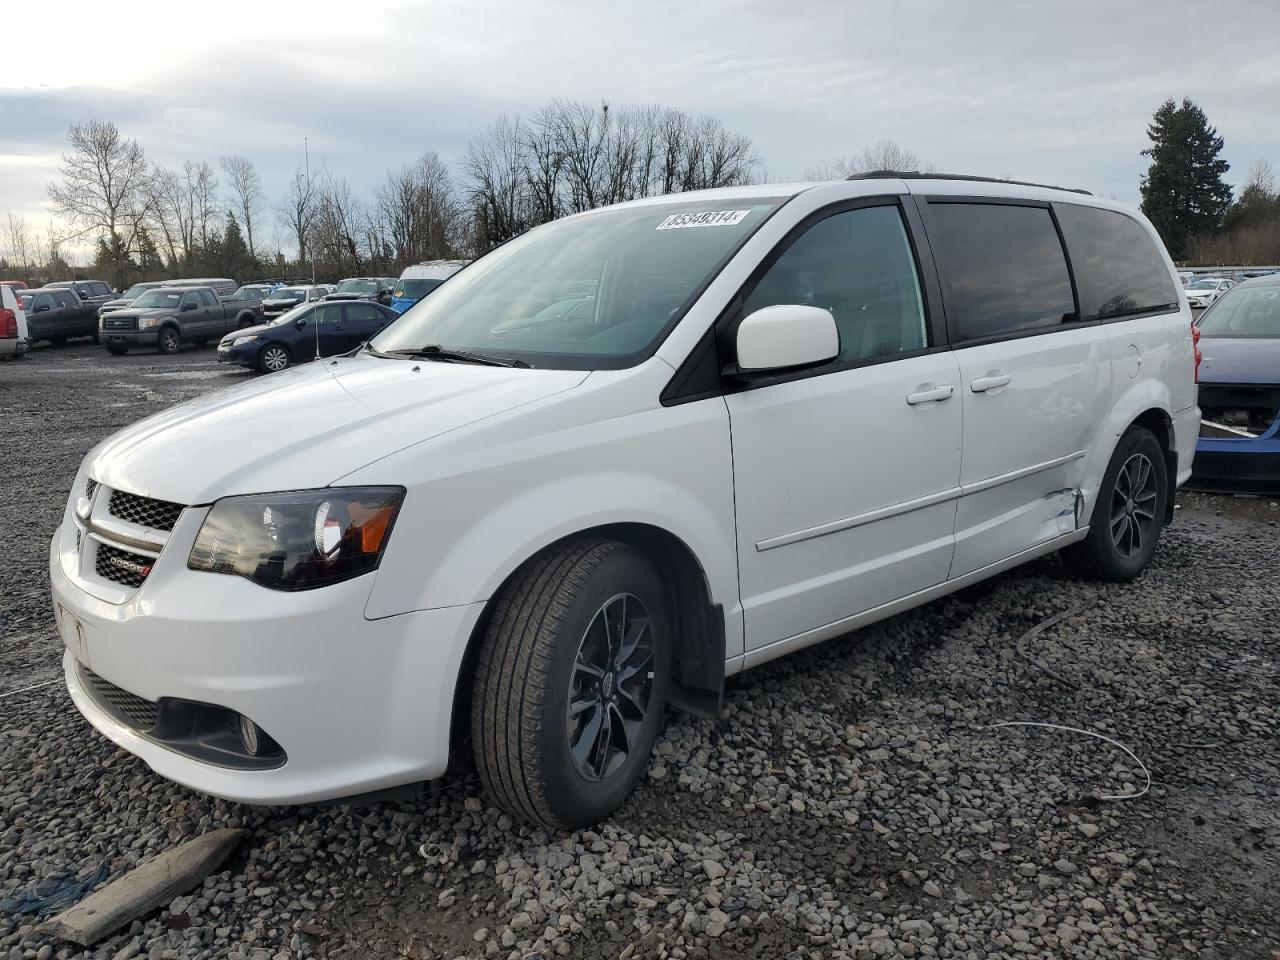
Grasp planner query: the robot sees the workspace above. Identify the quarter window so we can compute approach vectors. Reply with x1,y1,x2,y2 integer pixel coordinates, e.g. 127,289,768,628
740,205,928,364
929,202,1076,341
315,304,343,325
1055,204,1178,320
200,290,219,307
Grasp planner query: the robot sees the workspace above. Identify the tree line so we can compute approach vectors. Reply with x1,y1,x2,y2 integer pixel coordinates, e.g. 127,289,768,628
4,95,1277,287
0,100,762,289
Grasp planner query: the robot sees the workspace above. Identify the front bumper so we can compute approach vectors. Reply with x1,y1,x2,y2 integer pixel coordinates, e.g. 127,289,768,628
51,513,485,804
216,341,261,367
103,330,159,348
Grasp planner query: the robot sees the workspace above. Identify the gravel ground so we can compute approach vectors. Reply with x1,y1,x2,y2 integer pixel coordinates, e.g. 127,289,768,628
2,342,1278,960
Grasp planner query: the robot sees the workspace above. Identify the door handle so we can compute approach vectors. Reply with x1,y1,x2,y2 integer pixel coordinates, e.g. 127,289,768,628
970,372,1012,393
906,384,955,405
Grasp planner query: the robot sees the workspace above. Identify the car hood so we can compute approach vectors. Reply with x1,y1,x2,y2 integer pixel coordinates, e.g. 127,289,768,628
106,306,175,320
1199,336,1280,385
100,298,134,311
220,322,276,342
326,292,372,300
88,354,590,504
262,298,300,308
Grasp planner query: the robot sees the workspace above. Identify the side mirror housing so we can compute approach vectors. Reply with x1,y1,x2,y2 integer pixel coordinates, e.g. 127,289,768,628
294,317,307,330
181,301,197,312
732,304,839,377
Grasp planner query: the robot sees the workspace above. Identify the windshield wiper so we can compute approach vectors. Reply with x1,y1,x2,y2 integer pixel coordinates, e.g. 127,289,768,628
383,344,530,368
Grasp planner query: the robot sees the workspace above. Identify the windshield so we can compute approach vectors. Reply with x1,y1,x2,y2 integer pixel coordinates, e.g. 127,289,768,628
270,287,308,300
1188,280,1221,290
1198,286,1280,338
132,289,185,309
269,303,312,325
231,285,268,299
336,279,378,294
122,283,155,299
396,278,445,299
373,199,783,368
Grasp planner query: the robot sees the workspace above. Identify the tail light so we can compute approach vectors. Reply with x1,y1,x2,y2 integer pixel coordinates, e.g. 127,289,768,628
1191,322,1202,384
0,308,16,340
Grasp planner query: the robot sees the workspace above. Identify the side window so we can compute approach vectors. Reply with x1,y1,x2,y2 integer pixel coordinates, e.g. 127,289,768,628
740,204,928,364
346,304,380,322
92,282,109,296
36,293,55,310
928,202,1076,341
57,292,77,308
180,292,199,310
200,290,218,307
1055,204,1179,320
315,304,342,325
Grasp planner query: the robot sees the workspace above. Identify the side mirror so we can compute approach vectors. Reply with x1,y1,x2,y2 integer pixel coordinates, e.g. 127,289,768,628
294,317,307,330
732,304,839,377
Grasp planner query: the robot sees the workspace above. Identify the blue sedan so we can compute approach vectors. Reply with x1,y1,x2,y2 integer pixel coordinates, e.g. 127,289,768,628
218,300,397,373
1191,275,1280,493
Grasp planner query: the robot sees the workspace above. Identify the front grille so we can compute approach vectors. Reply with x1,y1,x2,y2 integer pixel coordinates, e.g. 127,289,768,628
85,478,98,500
108,490,184,531
79,666,158,731
102,316,137,332
95,543,155,588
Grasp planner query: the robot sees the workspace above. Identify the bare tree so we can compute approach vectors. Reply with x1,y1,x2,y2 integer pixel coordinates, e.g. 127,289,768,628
806,140,925,180
462,114,533,250
219,155,264,261
46,119,156,286
376,152,462,266
276,166,319,268
312,169,367,275
149,165,195,268
189,161,219,251
3,212,34,276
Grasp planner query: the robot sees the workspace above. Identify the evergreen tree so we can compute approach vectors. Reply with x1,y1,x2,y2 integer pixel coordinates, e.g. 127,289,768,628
1140,98,1232,259
220,211,255,280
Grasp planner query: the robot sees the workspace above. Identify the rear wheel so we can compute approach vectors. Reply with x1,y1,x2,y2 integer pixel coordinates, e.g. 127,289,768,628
106,345,128,356
1064,426,1168,581
471,540,671,829
258,344,291,373
156,327,180,355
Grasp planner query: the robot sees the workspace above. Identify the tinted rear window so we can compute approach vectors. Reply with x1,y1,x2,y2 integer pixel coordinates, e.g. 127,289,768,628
1055,204,1178,320
929,202,1076,342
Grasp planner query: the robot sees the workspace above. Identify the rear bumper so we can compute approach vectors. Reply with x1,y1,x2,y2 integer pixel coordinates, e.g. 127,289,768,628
1190,435,1280,494
0,338,28,357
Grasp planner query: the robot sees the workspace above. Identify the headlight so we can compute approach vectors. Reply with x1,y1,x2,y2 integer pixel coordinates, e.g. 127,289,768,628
188,487,405,591
139,316,159,329
232,335,258,346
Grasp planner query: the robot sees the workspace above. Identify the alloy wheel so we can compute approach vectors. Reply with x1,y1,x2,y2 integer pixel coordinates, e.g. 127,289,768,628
262,347,289,372
1110,452,1157,558
566,593,655,782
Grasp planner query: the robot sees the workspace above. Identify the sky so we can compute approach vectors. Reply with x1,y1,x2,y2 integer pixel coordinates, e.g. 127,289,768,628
3,0,1279,261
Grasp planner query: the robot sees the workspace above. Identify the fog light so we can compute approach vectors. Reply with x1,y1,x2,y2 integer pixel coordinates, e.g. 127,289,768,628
239,715,261,755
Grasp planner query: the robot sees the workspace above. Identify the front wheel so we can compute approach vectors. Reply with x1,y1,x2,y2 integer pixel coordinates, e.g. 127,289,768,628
258,344,291,373
1064,426,1169,581
156,327,180,355
471,540,671,829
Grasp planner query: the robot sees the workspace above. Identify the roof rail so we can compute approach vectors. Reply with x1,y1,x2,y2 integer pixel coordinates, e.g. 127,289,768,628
845,170,1092,196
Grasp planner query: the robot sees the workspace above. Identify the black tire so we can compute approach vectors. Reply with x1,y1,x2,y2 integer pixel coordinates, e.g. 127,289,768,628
471,539,672,829
1063,426,1169,582
106,345,128,356
156,326,180,355
258,343,291,374
91,330,100,344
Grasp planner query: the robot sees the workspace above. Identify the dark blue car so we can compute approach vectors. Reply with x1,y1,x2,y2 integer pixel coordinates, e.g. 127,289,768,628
217,300,397,373
1191,274,1280,493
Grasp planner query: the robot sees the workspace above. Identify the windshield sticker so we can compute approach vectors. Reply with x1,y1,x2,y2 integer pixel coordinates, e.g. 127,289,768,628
656,210,752,231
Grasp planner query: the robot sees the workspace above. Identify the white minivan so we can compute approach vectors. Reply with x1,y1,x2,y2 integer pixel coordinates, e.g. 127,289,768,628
51,175,1199,827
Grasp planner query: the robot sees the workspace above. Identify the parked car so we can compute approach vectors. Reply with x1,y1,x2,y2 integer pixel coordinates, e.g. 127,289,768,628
160,277,238,297
326,277,397,305
1184,277,1234,308
46,280,117,316
260,284,333,319
1,284,29,359
51,175,1197,827
99,286,264,355
218,300,397,372
16,287,99,345
1,280,29,293
390,261,469,313
228,283,276,302
1189,275,1280,492
1176,270,1195,287
99,281,168,315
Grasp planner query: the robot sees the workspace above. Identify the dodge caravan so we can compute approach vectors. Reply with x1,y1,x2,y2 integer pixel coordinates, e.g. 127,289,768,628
51,174,1199,827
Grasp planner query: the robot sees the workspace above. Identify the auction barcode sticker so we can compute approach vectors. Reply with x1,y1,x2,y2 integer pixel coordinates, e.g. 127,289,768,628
656,210,751,230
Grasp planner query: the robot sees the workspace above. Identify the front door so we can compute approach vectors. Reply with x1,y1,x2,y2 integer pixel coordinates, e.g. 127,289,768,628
919,199,1112,578
725,201,963,651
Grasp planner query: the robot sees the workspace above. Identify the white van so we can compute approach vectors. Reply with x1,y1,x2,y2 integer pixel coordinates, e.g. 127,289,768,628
51,174,1198,827
390,259,469,313
1,284,30,358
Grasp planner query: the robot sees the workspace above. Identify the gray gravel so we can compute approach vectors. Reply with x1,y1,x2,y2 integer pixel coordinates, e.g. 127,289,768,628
2,342,1278,960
